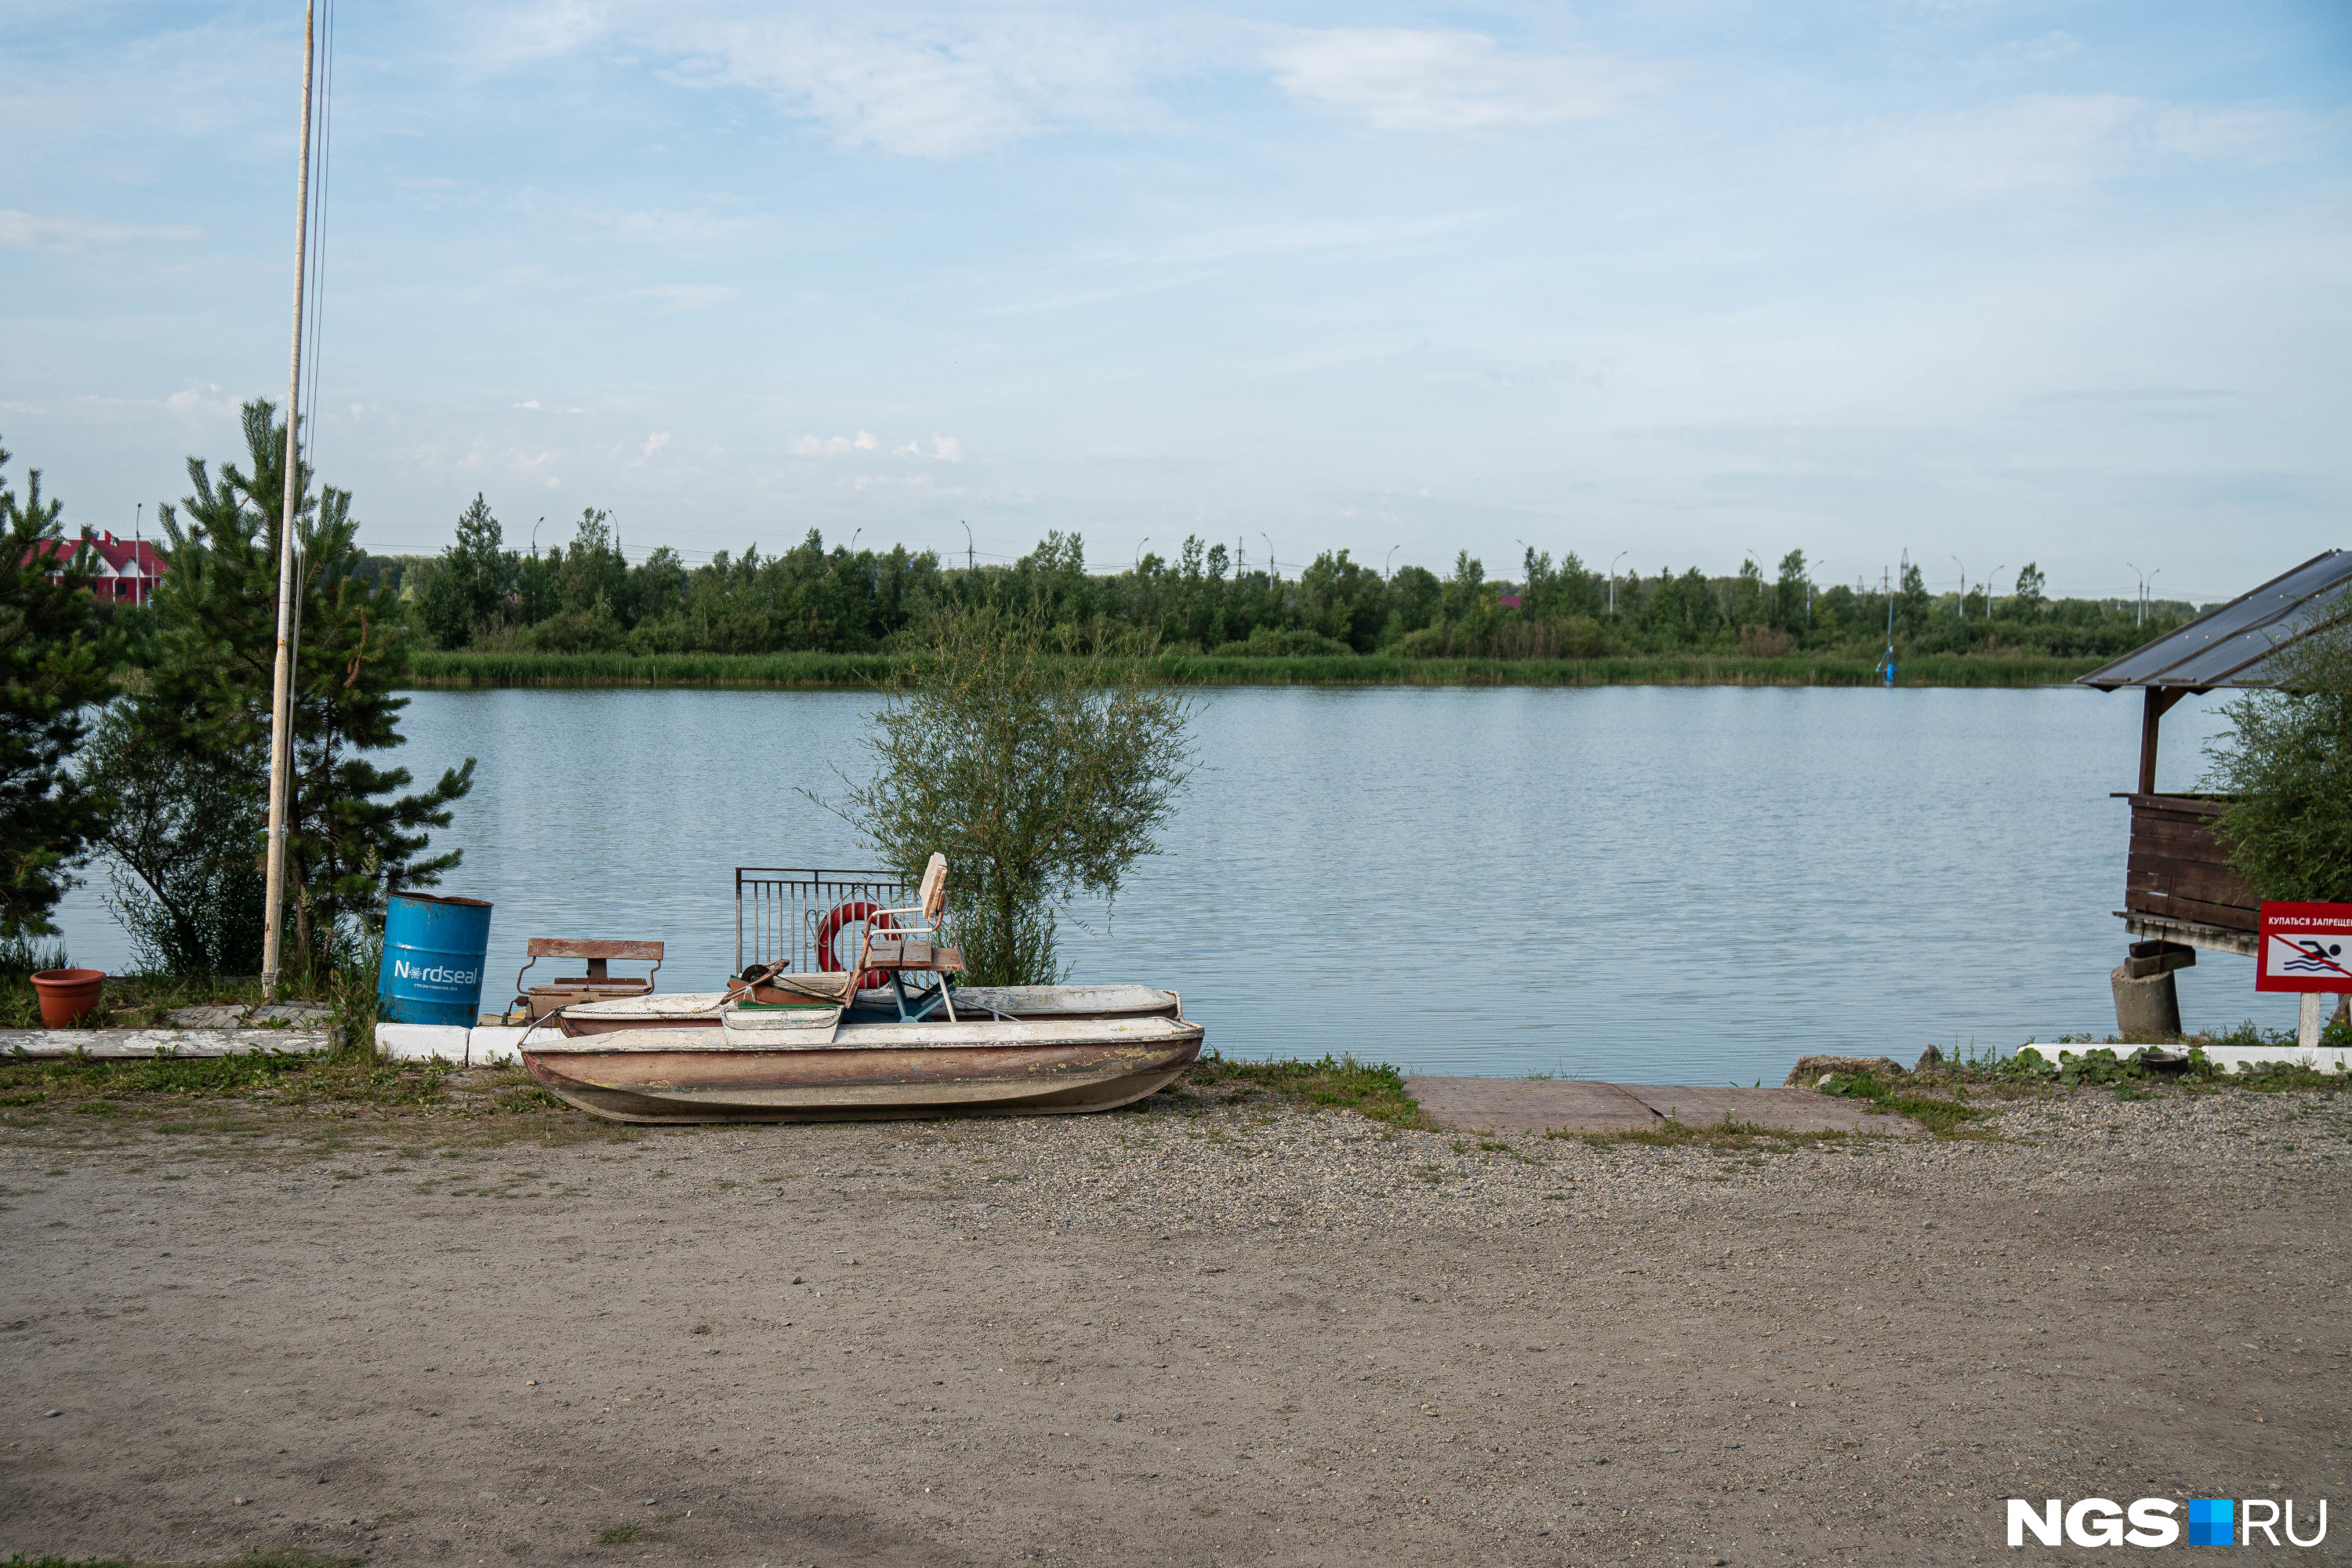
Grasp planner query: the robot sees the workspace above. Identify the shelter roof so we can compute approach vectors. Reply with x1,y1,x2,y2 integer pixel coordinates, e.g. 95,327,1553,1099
2078,550,2352,691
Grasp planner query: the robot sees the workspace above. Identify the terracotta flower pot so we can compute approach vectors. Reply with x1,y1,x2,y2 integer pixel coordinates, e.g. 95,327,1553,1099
30,967,105,1028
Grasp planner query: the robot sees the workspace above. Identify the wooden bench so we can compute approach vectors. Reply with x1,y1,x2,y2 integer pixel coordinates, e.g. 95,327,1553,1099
514,938,664,1021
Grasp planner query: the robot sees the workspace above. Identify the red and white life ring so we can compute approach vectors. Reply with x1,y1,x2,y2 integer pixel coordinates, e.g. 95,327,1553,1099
815,901,895,990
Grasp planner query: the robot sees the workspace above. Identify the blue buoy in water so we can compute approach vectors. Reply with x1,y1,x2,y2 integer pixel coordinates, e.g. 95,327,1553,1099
379,892,495,1025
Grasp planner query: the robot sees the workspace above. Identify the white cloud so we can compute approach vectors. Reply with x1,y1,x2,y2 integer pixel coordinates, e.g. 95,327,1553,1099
631,430,671,466
653,14,1174,157
163,383,238,418
1,209,201,252
516,398,543,409
790,430,881,456
1849,94,2304,202
791,429,961,461
1265,27,1657,132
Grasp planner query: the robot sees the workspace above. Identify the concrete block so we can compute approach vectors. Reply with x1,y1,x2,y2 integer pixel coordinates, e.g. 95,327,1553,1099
376,1023,469,1062
2198,1045,2351,1076
466,1025,539,1066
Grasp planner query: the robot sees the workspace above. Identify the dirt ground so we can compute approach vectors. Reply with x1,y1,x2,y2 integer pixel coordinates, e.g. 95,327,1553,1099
3,1077,2347,1568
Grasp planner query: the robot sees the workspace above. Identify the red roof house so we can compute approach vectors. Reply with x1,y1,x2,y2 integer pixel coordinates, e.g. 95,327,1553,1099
26,529,167,606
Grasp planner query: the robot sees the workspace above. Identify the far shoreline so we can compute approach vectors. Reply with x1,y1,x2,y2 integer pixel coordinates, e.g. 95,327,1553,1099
398,649,2106,691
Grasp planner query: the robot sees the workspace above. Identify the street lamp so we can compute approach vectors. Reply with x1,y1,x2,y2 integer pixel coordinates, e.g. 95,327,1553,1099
1385,545,1399,580
961,519,974,572
1609,551,1628,615
850,528,862,557
1134,537,1149,574
1262,533,1276,583
1951,555,1966,619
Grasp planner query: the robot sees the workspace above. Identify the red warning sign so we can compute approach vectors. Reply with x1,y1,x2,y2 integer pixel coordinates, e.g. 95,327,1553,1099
2256,902,2352,993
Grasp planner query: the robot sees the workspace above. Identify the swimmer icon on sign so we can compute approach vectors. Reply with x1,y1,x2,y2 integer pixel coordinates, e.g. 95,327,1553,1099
2256,902,2352,993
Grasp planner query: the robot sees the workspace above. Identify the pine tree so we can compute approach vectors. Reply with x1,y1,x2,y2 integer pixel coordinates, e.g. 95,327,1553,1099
143,400,474,974
0,441,118,938
416,493,515,650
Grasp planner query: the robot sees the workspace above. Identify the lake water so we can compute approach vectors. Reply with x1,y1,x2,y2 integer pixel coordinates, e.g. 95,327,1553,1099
50,684,2295,1083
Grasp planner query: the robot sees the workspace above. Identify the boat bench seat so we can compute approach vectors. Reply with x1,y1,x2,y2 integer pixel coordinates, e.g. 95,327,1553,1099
516,938,664,1021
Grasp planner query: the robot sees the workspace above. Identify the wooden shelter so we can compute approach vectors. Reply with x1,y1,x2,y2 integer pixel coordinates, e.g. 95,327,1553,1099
2078,549,2352,959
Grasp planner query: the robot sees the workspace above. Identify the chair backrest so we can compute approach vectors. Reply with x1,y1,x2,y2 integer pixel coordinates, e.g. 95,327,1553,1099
918,853,948,920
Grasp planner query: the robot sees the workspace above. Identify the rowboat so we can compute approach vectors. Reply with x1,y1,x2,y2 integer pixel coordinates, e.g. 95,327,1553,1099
553,982,1183,1036
520,1005,1204,1124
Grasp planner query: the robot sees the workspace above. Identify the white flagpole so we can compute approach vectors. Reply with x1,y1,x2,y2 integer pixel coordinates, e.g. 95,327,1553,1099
260,0,318,995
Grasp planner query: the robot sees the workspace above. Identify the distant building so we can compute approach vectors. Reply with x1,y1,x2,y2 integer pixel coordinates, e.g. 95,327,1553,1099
1496,593,1523,610
25,529,167,606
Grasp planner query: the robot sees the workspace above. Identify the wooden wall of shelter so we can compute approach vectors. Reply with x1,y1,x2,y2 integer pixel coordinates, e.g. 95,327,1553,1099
2078,550,2352,959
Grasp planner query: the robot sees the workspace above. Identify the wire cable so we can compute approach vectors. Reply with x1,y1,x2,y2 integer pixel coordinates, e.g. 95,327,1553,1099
299,0,336,485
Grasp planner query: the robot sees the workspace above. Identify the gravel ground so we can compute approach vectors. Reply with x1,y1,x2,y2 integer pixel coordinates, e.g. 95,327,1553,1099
2,1080,2347,1567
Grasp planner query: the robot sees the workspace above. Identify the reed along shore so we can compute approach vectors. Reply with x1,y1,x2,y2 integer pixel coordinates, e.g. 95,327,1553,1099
402,648,2103,690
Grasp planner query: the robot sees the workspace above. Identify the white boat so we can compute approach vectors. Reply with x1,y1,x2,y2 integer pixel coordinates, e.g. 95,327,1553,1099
521,1004,1203,1124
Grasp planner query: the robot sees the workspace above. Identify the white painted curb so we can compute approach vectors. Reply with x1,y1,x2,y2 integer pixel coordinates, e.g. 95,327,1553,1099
376,1023,469,1063
2023,1043,2350,1076
2198,1045,2350,1076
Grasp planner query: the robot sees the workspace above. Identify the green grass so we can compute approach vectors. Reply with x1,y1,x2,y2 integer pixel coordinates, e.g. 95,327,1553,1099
404,648,2103,691
1180,1051,1430,1128
1813,1070,1999,1134
0,1050,453,1111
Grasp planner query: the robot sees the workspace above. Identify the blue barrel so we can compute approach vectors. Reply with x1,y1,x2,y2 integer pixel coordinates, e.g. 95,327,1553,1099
379,892,495,1025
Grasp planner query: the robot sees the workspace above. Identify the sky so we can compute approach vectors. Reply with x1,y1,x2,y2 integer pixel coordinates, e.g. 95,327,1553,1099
3,1,2348,602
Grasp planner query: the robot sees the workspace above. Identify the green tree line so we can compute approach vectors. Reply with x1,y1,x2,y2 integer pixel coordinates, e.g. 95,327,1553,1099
377,506,2190,664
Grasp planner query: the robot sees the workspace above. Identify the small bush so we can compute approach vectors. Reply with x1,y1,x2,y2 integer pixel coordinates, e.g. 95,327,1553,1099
1182,1051,1428,1128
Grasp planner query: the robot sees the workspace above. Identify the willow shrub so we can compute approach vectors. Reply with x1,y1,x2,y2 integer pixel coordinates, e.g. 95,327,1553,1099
818,606,1196,987
2205,590,2352,901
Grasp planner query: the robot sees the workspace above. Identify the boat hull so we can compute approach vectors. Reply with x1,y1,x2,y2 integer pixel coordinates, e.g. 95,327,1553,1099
523,1017,1203,1124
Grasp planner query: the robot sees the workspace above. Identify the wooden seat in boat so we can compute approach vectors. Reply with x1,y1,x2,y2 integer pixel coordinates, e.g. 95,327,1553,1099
514,938,663,1021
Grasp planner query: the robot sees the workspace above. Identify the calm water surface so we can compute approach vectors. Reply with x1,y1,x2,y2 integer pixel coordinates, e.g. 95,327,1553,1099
53,685,2292,1083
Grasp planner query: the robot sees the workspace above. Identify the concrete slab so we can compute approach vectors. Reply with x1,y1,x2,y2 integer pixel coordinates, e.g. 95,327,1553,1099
1622,1085,1918,1136
1405,1077,1922,1137
1404,1077,1660,1134
377,1024,469,1062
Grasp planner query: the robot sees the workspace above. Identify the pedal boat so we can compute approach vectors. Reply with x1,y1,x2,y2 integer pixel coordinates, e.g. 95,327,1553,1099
519,999,1203,1124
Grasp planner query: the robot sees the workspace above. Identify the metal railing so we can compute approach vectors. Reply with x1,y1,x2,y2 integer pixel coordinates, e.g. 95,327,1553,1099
735,867,911,977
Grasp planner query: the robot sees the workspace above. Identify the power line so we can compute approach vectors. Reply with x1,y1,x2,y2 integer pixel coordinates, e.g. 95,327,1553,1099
298,0,336,481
